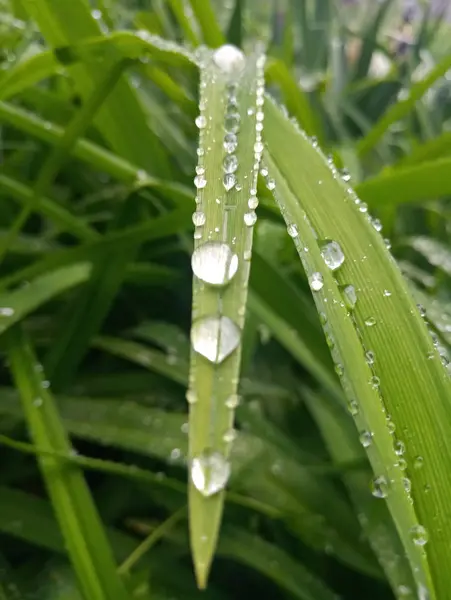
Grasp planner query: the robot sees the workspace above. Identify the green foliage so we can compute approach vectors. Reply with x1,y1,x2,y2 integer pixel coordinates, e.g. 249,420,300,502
1,1,451,599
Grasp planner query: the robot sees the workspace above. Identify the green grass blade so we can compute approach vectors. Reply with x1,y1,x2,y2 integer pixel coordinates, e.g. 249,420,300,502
188,0,225,47
356,157,451,207
0,51,60,100
264,97,451,599
226,0,243,47
393,131,451,168
7,328,130,600
21,0,171,175
187,45,265,587
358,52,451,156
167,0,200,46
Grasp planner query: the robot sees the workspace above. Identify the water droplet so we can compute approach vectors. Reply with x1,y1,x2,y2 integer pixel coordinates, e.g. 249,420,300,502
371,218,383,232
194,175,207,189
371,475,389,498
394,440,405,456
266,179,275,190
348,399,359,416
384,238,392,250
410,525,428,546
403,477,411,493
33,397,43,407
397,457,407,470
186,390,197,404
370,375,380,388
169,448,182,463
213,44,245,74
192,242,238,286
365,350,375,365
223,173,236,191
254,141,264,154
417,304,426,317
192,211,206,227
340,168,351,182
309,272,324,291
223,429,237,443
191,315,241,363
223,132,237,153
195,115,207,129
387,420,396,434
397,586,412,598
414,455,424,469
365,317,376,327
41,380,50,389
244,211,257,227
287,224,298,238
224,113,240,134
342,284,357,309
191,449,230,497
0,307,14,317
320,240,345,271
359,203,368,213
223,154,238,174
359,430,373,448
248,196,259,209
260,166,268,177
383,289,392,297
225,394,240,409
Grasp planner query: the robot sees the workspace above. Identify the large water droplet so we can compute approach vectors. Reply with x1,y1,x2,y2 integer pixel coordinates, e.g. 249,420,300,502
191,315,240,363
320,240,345,270
223,154,238,174
410,525,428,546
191,242,238,286
248,196,259,209
192,211,206,227
309,272,324,291
191,449,231,496
195,115,207,129
213,44,245,74
244,211,257,227
223,132,237,153
194,175,207,189
223,173,236,191
371,475,389,498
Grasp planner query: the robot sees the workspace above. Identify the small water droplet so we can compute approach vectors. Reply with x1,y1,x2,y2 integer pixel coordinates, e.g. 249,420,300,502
394,440,405,456
410,525,428,546
403,477,411,493
254,141,264,154
309,272,324,291
371,475,389,498
225,394,240,409
365,317,376,327
33,397,43,407
340,168,351,182
192,242,238,286
359,203,368,213
387,420,396,434
287,224,298,238
191,449,230,497
223,429,237,443
195,115,207,129
224,113,240,134
359,430,373,448
342,284,357,309
371,218,383,232
365,350,375,365
248,196,259,209
186,390,197,404
384,238,392,250
383,289,392,297
0,307,14,317
397,457,407,470
213,44,245,74
244,211,257,227
370,375,380,388
320,240,345,271
414,456,424,469
348,399,359,416
41,380,50,389
417,304,426,317
266,179,275,190
192,211,206,227
260,166,268,177
194,175,207,189
191,315,241,363
223,173,236,191
223,132,237,153
223,154,238,174
169,448,182,463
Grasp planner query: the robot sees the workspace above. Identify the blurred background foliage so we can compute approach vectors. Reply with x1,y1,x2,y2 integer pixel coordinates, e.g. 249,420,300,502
1,0,451,599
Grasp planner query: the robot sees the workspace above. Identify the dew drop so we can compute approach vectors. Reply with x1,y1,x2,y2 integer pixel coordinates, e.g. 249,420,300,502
213,44,245,74
244,211,257,227
365,317,376,327
384,238,392,250
191,315,241,363
348,399,359,416
33,397,43,407
417,304,426,317
260,166,268,177
195,115,207,129
248,196,259,209
254,141,264,154
342,284,357,309
365,350,375,365
410,524,428,546
340,169,351,182
309,272,324,292
371,475,389,498
223,429,237,443
383,289,392,297
359,203,368,213
194,175,207,189
403,477,411,494
0,307,14,317
223,154,238,174
371,218,383,232
387,420,396,434
191,449,230,497
414,455,424,469
225,394,240,409
192,211,206,227
186,390,197,404
320,240,345,271
287,224,298,238
192,242,239,286
223,132,237,153
359,430,373,448
223,173,236,191
394,440,405,456
370,375,380,388
224,113,240,134
266,179,276,190
397,457,407,470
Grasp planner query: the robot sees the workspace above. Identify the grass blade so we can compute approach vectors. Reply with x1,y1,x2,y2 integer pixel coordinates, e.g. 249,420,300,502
7,328,130,600
187,45,265,587
263,97,451,599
